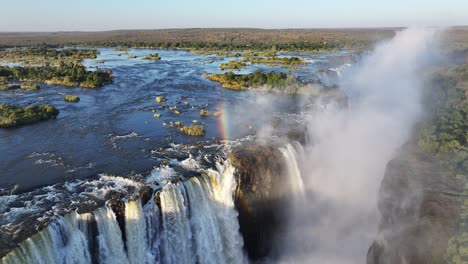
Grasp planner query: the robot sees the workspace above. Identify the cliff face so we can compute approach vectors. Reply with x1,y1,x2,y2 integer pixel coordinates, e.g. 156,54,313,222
230,145,293,260
368,143,463,264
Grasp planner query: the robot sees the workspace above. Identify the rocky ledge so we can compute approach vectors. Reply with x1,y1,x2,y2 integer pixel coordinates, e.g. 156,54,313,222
367,142,466,264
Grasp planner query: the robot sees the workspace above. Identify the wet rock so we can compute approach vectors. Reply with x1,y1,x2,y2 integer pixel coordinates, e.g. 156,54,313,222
230,145,293,260
108,198,127,249
153,113,161,118
213,111,222,117
155,96,166,103
367,143,463,264
199,109,211,117
139,186,153,206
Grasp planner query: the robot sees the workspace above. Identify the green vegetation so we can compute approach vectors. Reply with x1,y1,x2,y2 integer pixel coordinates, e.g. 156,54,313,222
143,53,161,61
444,173,468,264
0,62,113,88
0,47,98,60
0,84,20,91
20,83,40,90
0,47,99,66
219,60,246,70
205,69,300,91
115,46,130,52
0,29,400,52
0,83,39,91
64,95,80,102
0,103,59,127
241,56,306,66
417,65,468,171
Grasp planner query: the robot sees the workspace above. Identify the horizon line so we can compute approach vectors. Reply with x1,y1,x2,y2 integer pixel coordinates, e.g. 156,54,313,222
1,25,467,34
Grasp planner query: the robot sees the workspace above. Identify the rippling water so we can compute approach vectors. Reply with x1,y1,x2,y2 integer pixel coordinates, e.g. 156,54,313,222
0,48,349,192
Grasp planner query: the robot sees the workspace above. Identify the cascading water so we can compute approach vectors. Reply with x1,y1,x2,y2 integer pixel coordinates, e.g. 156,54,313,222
95,206,129,264
279,142,305,199
0,159,247,264
159,183,194,264
125,200,148,264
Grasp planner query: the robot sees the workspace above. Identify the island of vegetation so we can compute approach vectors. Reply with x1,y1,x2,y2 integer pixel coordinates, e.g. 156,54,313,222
205,69,300,91
241,56,306,66
0,62,113,88
0,103,59,128
0,46,98,66
64,95,80,102
143,53,161,61
0,83,40,91
219,60,247,70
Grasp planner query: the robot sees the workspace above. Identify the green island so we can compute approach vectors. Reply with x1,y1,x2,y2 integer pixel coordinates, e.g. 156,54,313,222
219,60,247,70
64,95,80,102
143,53,161,61
205,69,299,91
0,47,98,66
0,62,113,88
0,103,59,128
241,56,306,66
0,83,40,91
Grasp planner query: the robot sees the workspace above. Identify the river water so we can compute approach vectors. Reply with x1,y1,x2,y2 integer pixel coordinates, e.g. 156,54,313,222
0,47,353,261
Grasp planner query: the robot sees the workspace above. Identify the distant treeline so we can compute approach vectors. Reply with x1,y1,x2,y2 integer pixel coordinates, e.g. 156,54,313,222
0,28,399,51
0,46,98,60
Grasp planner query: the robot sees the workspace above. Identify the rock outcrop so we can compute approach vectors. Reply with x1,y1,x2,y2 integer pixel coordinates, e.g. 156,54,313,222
367,143,464,264
230,145,293,260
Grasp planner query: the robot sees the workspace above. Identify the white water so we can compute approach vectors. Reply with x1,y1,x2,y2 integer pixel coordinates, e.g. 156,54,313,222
159,183,195,264
1,159,247,264
279,143,305,199
125,200,148,264
95,206,130,264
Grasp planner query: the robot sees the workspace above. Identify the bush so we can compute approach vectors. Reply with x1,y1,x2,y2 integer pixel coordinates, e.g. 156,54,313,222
64,95,80,102
0,103,59,127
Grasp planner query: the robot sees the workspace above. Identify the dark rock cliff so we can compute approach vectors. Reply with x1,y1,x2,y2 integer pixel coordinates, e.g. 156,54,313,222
367,143,464,264
230,145,293,260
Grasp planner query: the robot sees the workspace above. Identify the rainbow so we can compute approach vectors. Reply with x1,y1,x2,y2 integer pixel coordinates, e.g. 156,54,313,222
216,101,230,142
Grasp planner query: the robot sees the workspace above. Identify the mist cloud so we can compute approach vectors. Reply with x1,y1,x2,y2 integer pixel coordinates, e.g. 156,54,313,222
275,27,442,264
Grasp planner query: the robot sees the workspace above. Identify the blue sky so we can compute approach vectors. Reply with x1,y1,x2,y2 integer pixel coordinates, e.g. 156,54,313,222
1,0,467,31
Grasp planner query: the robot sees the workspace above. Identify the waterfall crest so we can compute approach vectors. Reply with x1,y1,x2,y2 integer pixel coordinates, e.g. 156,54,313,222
0,161,246,264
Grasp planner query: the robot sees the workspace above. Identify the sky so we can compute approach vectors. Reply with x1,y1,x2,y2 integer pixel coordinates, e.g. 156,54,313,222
1,0,467,32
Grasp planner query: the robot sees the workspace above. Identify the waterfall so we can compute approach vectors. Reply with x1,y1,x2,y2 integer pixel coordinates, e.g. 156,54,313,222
0,213,91,264
183,177,224,264
143,199,162,263
1,159,246,264
95,206,129,264
125,200,148,264
279,142,305,199
159,183,195,264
